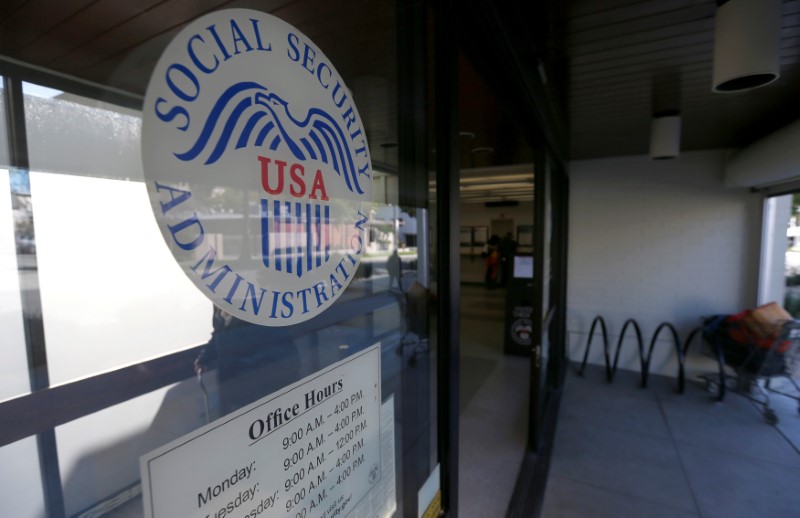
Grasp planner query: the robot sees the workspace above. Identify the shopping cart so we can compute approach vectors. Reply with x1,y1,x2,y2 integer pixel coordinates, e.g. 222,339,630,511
701,314,800,424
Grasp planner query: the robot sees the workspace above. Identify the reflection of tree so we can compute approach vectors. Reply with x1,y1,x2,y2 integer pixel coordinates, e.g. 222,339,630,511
192,185,245,215
11,193,35,253
370,222,394,250
786,194,800,317
792,193,800,233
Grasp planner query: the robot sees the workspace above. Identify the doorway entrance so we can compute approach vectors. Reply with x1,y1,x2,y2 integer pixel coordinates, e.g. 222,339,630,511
456,54,534,515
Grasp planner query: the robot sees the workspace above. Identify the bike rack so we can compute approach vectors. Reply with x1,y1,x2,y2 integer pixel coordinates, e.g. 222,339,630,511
577,316,687,393
577,316,610,381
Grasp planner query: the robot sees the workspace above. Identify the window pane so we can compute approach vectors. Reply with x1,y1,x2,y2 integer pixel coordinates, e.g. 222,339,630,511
23,84,142,181
0,437,45,516
0,167,29,400
30,171,212,384
0,79,8,168
55,381,211,516
2,2,439,516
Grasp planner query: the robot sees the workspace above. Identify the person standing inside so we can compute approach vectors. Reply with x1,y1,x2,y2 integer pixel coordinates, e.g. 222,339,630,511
485,235,500,288
387,248,402,290
498,231,518,285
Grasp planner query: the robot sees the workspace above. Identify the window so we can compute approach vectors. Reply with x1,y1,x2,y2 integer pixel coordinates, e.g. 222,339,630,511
0,2,442,516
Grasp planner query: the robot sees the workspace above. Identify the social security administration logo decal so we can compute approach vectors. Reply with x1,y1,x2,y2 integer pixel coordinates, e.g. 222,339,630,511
142,9,372,326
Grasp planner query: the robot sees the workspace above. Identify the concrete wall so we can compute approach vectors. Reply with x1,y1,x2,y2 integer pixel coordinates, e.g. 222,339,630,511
567,150,763,377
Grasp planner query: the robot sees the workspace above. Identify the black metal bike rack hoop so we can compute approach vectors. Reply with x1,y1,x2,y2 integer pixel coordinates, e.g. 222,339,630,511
577,316,609,380
578,316,687,393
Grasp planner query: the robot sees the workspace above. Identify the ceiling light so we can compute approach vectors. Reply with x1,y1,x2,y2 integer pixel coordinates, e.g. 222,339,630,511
460,182,534,191
459,174,533,185
470,147,494,154
712,0,781,93
650,112,681,160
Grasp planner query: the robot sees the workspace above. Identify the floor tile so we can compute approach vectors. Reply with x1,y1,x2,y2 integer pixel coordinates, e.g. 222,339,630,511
774,417,800,454
458,290,528,517
678,443,800,518
460,355,498,411
541,475,699,518
658,385,800,468
561,373,671,440
549,416,696,512
548,366,800,518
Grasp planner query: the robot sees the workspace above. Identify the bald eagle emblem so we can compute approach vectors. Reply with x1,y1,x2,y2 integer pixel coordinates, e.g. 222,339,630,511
175,81,366,195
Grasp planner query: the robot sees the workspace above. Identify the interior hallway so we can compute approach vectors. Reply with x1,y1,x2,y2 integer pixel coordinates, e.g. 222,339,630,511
542,365,800,518
458,285,530,517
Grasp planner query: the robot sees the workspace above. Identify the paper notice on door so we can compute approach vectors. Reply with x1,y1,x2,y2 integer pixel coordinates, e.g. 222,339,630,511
141,344,382,518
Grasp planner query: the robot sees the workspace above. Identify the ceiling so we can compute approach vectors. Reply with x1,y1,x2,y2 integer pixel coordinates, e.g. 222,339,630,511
0,0,396,95
562,0,800,159
456,54,535,203
0,0,535,202
3,0,791,196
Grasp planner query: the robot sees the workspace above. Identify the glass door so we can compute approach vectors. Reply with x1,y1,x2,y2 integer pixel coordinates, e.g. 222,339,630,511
530,150,568,449
0,2,447,516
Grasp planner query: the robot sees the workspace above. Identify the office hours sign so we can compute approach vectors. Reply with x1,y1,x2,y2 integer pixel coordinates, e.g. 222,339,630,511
141,9,373,326
141,344,382,518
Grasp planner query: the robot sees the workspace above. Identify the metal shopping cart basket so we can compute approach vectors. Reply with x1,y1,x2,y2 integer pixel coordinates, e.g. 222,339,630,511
701,313,800,424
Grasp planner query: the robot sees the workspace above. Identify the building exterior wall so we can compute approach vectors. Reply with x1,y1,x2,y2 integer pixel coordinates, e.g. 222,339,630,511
567,150,762,376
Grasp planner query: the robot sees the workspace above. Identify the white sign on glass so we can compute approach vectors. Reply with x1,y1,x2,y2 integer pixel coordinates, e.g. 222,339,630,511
141,9,373,326
141,344,382,517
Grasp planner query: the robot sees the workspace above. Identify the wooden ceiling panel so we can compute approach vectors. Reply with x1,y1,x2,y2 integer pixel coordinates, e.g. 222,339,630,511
567,3,715,48
52,0,240,73
567,0,705,34
569,63,708,94
570,32,712,67
785,0,800,14
571,42,712,77
272,0,364,33
14,0,168,64
568,18,714,58
79,30,176,93
0,1,32,23
0,0,96,54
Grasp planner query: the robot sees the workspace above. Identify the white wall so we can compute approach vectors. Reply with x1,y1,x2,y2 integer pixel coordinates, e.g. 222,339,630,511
567,150,762,378
725,118,800,188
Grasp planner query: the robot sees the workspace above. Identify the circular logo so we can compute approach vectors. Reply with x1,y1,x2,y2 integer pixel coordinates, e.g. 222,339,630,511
511,318,533,345
142,9,372,326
